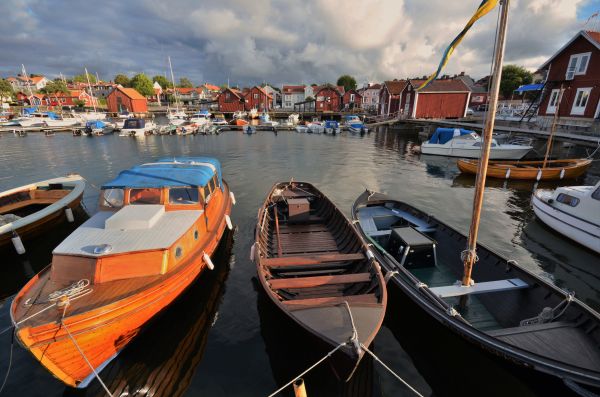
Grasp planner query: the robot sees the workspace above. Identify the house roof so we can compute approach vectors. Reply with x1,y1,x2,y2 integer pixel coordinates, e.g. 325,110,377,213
245,86,273,99
409,78,470,92
384,80,409,95
30,76,46,84
539,30,600,70
313,85,342,96
114,87,146,100
283,85,306,93
220,87,243,99
203,84,220,91
366,84,382,90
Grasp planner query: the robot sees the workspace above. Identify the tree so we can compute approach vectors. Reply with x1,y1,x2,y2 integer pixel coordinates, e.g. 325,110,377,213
0,79,14,101
130,73,154,96
73,72,97,84
500,65,532,98
152,75,172,89
41,80,68,94
336,75,357,92
178,77,193,88
114,74,130,87
73,99,86,108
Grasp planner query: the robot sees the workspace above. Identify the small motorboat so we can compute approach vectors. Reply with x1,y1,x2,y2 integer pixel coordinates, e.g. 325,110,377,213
295,125,308,133
231,118,249,127
457,158,592,180
323,120,340,134
248,108,259,119
283,113,300,127
212,112,228,126
189,110,211,125
421,128,532,159
307,119,324,134
343,115,367,133
166,109,187,126
119,118,156,137
233,110,247,119
532,181,600,254
11,157,234,387
84,120,108,136
76,111,107,121
253,181,386,381
0,175,85,254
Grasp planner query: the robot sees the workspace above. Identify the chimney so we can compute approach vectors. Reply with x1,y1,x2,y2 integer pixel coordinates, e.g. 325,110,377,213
460,71,465,76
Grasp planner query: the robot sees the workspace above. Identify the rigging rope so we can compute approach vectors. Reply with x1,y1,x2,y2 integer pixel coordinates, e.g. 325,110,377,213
0,330,14,396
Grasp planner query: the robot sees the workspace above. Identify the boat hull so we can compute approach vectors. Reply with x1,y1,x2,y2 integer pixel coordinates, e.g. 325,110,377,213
532,193,600,254
457,159,592,180
12,181,233,387
421,145,530,159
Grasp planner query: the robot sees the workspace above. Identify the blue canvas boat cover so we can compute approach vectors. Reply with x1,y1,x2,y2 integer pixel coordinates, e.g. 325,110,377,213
45,112,60,120
22,107,38,115
324,120,339,128
515,83,544,93
86,120,106,129
428,128,474,144
103,157,222,189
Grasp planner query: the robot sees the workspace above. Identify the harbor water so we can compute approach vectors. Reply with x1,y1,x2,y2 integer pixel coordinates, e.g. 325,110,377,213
0,125,599,396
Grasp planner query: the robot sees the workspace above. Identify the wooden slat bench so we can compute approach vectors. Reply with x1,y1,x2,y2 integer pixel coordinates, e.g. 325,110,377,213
263,253,365,267
269,273,371,289
429,278,528,298
283,293,378,308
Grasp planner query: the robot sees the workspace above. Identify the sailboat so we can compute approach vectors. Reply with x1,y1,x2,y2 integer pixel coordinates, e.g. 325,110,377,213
352,1,600,394
77,68,107,121
457,85,592,180
166,56,187,126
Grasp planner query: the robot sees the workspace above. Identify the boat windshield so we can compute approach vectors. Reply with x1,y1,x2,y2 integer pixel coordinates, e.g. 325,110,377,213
129,188,161,205
592,186,600,201
102,188,124,208
169,187,199,205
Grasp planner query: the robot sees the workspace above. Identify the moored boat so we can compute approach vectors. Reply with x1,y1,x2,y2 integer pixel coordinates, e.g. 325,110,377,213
11,157,234,387
0,175,85,254
118,118,156,137
457,158,592,180
323,120,340,134
253,181,386,381
532,181,600,254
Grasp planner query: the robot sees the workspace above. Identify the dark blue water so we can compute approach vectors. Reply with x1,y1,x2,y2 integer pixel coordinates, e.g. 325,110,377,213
0,126,598,396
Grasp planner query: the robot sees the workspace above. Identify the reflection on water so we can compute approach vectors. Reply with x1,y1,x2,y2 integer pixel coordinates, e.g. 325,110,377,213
0,127,598,396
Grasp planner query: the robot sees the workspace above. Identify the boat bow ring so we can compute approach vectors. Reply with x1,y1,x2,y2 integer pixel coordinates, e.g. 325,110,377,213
93,244,113,255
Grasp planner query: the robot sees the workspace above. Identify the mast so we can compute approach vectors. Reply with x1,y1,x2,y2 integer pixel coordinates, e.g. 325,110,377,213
84,67,98,113
542,83,563,168
21,64,34,98
462,0,510,286
168,56,180,112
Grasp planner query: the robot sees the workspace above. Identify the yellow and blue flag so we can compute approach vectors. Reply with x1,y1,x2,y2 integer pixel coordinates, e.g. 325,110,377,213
416,0,499,91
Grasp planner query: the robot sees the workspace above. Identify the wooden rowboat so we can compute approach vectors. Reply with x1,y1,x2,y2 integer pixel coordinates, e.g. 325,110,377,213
253,181,386,382
11,157,234,388
457,158,592,180
0,175,85,254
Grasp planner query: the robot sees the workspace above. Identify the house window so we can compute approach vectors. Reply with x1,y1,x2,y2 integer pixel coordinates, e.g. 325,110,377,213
350,94,355,102
226,92,231,100
571,87,592,116
254,93,259,99
566,52,591,79
546,89,561,114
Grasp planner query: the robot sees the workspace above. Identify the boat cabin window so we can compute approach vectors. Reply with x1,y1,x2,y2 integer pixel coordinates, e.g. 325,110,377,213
556,193,579,207
169,187,199,205
102,188,124,208
592,187,600,201
129,188,161,205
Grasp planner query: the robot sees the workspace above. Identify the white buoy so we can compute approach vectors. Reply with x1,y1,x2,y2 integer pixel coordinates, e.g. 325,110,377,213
536,169,542,181
65,207,74,223
505,168,511,179
225,214,233,230
230,191,236,205
250,243,256,262
203,252,214,270
11,232,26,255
560,168,565,180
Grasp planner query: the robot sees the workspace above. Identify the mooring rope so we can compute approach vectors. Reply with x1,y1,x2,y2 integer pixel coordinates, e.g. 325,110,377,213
267,342,346,397
0,329,14,396
360,343,425,397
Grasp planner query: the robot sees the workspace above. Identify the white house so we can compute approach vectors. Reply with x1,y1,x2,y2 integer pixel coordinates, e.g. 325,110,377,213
359,83,382,112
7,75,49,91
282,85,306,109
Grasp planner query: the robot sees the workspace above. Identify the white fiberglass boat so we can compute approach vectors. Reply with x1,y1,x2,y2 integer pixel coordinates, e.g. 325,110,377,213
189,110,211,125
119,118,156,137
76,111,107,121
166,109,187,126
532,182,600,254
421,128,531,160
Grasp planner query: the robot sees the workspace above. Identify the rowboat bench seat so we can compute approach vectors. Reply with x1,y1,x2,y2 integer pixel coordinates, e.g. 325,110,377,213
269,273,371,289
283,293,378,308
429,278,528,298
263,253,365,267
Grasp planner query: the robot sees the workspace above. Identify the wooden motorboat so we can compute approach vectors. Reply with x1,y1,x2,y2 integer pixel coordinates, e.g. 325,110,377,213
0,175,85,254
457,158,592,180
353,190,600,393
253,181,386,382
11,157,235,388
231,118,249,126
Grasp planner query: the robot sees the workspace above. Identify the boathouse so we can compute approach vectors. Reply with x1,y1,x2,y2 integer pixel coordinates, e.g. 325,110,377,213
537,30,600,128
314,85,342,112
379,80,408,116
408,78,471,119
217,88,245,112
107,86,148,113
243,86,272,111
343,89,362,110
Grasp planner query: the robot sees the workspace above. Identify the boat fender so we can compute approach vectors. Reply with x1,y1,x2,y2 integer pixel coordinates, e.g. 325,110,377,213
366,250,375,260
536,169,542,181
505,168,511,179
559,168,565,180
203,252,214,270
447,307,459,317
230,191,236,205
65,207,75,223
250,243,256,262
11,231,26,255
225,214,233,230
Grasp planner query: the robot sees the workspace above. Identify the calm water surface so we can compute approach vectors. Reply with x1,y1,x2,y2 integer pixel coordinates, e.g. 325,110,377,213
0,126,599,396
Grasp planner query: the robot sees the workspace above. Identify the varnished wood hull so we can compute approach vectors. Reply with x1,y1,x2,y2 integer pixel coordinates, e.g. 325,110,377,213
457,158,592,180
11,181,233,388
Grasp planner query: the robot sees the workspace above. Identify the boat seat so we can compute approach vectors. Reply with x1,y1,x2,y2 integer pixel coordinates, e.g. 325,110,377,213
269,273,371,289
263,253,365,267
429,278,528,298
367,230,392,237
283,293,378,309
278,268,347,277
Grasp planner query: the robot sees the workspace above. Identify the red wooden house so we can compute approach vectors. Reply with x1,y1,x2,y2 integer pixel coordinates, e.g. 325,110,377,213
107,87,148,113
243,86,272,111
408,78,471,118
343,89,362,110
217,88,245,112
314,86,342,111
379,80,408,115
537,30,600,127
45,90,98,107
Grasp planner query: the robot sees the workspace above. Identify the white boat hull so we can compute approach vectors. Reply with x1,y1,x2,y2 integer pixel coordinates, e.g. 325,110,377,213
532,194,600,254
421,144,530,160
45,119,81,127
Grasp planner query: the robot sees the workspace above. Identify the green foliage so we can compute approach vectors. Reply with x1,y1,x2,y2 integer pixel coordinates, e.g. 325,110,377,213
336,75,357,92
152,75,173,89
130,73,155,97
41,80,69,94
178,77,193,88
500,65,532,98
73,72,97,84
114,74,130,87
305,96,314,102
73,99,86,108
0,79,14,99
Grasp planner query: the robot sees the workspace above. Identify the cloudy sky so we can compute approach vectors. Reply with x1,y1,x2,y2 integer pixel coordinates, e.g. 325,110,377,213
0,0,598,87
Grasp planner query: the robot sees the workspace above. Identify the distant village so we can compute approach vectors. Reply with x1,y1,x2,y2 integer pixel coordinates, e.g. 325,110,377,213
1,29,599,132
